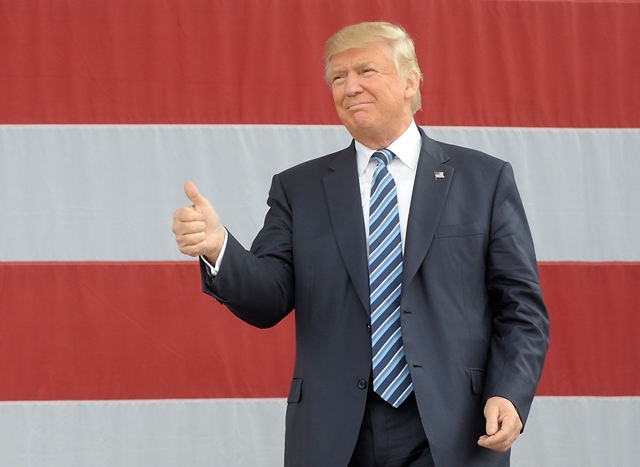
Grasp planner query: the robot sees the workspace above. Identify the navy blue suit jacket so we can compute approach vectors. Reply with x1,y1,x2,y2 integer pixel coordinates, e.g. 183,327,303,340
202,127,550,466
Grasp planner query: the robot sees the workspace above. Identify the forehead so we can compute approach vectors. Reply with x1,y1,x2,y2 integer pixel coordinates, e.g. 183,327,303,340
329,42,395,71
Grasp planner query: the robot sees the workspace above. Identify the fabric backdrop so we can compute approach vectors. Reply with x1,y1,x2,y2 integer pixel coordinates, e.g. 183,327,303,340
1,1,639,466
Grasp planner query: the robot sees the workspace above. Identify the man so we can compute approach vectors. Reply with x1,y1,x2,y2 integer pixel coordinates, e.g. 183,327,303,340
173,22,549,467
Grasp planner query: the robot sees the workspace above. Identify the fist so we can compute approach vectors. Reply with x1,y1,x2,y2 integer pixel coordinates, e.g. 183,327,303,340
477,396,523,452
172,181,226,261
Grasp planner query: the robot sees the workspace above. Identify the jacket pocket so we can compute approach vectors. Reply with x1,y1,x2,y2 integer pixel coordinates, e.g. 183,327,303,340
469,368,486,395
287,378,303,403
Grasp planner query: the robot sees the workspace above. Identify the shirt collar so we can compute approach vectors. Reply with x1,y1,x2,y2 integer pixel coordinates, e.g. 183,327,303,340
356,120,422,176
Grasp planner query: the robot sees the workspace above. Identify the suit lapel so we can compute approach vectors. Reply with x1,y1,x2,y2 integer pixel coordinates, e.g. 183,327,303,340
323,144,371,313
321,130,453,311
403,129,454,288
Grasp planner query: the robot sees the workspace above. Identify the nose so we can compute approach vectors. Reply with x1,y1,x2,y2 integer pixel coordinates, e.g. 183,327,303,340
344,72,363,96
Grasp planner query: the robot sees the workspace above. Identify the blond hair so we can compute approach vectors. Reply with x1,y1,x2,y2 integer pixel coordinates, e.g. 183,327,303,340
324,22,423,114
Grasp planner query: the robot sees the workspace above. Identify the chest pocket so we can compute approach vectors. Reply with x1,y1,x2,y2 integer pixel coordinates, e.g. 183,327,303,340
434,222,483,239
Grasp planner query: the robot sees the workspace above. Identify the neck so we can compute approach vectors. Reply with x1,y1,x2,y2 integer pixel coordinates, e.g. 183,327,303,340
355,117,413,150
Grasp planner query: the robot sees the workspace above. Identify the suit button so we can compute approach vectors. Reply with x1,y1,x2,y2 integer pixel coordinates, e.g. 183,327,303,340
366,324,371,333
357,379,367,390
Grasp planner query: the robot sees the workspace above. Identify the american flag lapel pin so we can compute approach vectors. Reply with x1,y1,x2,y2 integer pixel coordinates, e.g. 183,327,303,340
434,171,445,180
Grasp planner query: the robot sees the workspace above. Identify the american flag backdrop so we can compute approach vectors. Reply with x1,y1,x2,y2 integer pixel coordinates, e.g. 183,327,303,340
1,1,639,466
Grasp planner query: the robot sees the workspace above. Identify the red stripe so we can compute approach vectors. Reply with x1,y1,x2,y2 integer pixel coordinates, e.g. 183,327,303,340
1,0,638,126
0,261,638,400
0,262,294,400
536,262,640,396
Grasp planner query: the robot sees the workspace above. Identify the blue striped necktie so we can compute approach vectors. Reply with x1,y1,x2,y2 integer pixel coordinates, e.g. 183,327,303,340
368,148,413,408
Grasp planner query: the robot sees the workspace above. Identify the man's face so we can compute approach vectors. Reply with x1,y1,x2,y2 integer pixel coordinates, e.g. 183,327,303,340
328,42,415,147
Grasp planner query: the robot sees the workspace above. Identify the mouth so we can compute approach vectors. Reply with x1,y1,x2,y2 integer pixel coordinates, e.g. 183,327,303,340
347,102,371,110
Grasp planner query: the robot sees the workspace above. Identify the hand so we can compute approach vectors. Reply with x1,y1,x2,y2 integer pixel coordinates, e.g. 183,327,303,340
172,181,226,262
477,396,523,452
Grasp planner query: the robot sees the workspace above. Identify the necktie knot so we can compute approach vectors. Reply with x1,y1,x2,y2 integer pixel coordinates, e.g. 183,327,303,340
372,148,394,168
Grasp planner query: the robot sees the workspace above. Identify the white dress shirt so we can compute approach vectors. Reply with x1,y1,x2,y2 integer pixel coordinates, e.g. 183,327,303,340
356,121,421,251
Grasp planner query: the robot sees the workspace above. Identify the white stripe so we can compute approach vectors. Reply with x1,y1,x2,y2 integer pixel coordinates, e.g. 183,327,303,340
426,127,640,262
0,398,286,467
1,125,638,261
0,397,637,467
511,396,640,467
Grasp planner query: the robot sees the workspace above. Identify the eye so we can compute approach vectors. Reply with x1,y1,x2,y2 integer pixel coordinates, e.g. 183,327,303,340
331,75,346,85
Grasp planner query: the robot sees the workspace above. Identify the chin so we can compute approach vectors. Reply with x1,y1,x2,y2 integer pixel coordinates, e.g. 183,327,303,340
349,114,375,130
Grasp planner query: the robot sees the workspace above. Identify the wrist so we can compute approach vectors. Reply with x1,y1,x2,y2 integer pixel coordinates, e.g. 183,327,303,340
204,227,227,262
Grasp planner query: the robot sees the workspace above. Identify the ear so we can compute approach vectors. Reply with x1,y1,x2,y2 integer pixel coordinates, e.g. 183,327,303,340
403,70,420,99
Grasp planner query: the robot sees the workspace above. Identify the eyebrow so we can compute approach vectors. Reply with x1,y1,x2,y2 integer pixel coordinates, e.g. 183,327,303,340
330,60,377,76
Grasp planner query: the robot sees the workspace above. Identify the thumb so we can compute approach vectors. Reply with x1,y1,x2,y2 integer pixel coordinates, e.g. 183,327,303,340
484,403,500,436
184,180,206,207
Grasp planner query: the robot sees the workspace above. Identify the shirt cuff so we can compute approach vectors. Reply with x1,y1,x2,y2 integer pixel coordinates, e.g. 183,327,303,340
201,228,228,276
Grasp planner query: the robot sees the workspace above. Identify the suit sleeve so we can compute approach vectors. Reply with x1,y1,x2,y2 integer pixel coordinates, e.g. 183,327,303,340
483,162,550,426
199,173,296,329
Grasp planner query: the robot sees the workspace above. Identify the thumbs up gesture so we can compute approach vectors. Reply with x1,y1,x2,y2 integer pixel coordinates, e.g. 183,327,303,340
172,181,226,261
